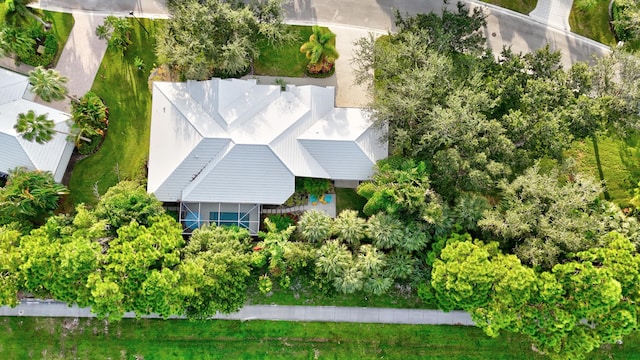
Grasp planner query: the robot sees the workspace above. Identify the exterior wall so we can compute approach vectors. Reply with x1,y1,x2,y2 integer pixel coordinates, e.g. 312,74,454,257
53,140,75,183
180,202,260,235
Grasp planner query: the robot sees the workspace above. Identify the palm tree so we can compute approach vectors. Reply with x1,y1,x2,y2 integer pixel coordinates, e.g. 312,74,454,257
14,110,55,144
4,0,50,30
316,240,351,279
299,25,339,73
356,244,385,277
332,209,366,247
28,66,75,103
15,110,90,144
298,209,333,243
366,213,404,250
0,24,35,58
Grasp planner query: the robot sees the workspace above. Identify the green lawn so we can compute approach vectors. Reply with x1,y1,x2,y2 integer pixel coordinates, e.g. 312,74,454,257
566,135,640,207
43,11,75,67
569,2,617,46
2,316,639,359
254,25,332,77
0,317,542,359
67,19,160,207
336,187,368,216
480,0,536,14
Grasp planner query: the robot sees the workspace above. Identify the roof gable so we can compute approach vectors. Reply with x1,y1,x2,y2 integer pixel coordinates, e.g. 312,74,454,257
0,70,74,182
148,78,388,203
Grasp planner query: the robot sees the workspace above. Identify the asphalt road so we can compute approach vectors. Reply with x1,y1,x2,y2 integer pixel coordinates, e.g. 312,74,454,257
36,0,610,67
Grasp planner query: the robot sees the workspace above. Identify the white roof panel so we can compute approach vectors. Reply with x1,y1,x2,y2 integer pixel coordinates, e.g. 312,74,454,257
148,78,387,204
0,97,73,182
0,69,29,105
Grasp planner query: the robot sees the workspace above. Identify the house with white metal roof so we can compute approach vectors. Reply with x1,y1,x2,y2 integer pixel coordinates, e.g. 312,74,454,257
0,68,74,183
148,78,387,234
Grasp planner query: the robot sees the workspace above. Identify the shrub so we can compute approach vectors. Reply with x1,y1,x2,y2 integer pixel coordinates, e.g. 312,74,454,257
17,28,57,67
295,177,332,196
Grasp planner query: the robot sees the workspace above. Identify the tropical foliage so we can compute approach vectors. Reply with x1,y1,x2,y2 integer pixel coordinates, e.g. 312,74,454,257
28,66,69,102
156,0,292,79
70,91,109,153
95,15,132,54
14,110,56,144
299,25,338,74
0,168,68,231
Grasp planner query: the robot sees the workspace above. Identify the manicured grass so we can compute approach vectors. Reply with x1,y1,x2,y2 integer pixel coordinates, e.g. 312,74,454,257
566,135,640,207
336,187,368,216
67,19,160,206
254,25,309,77
43,11,75,67
254,25,332,77
0,317,545,359
481,0,536,14
3,316,639,359
569,2,617,46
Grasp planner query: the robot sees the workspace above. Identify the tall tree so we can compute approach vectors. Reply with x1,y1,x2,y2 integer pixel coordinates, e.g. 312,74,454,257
19,207,103,306
94,16,132,54
94,181,165,234
14,110,89,145
14,110,55,144
429,231,640,360
157,0,291,80
178,224,254,318
0,167,68,231
87,215,184,320
2,0,50,30
479,165,640,268
0,226,22,307
28,66,72,103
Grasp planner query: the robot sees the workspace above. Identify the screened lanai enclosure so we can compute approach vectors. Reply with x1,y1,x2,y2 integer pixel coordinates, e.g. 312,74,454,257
179,202,261,235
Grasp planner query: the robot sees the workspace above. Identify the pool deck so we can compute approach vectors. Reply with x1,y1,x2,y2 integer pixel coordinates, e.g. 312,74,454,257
261,193,336,217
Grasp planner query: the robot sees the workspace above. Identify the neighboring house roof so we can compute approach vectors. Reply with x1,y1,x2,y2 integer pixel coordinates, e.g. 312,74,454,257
0,68,74,183
148,78,387,204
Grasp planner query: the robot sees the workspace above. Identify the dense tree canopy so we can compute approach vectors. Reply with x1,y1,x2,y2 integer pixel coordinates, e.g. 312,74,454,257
479,166,640,268
157,0,291,79
0,168,68,231
178,224,254,318
430,232,640,359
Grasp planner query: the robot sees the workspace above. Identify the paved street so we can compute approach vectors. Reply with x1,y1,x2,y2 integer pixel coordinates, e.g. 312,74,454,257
0,301,475,325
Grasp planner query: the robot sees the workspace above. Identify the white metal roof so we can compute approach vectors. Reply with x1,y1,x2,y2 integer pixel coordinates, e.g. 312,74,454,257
0,69,74,182
148,78,387,204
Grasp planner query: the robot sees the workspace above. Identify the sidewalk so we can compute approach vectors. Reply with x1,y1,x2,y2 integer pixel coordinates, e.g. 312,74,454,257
0,301,475,326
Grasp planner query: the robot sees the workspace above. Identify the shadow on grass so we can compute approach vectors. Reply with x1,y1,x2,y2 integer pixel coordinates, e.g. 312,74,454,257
66,18,161,207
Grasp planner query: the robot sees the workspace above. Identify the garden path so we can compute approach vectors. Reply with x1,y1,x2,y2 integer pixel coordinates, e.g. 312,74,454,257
0,300,475,326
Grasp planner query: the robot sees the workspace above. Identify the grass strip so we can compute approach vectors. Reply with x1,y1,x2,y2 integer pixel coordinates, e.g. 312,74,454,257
43,11,75,67
67,19,160,206
569,1,617,46
480,0,536,14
